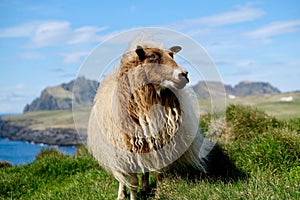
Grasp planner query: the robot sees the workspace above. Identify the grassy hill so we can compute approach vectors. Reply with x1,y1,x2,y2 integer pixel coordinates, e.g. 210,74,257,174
227,91,300,119
196,91,300,119
2,108,90,131
1,105,299,199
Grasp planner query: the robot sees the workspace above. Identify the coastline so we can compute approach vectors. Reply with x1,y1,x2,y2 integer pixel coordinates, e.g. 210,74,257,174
0,118,86,146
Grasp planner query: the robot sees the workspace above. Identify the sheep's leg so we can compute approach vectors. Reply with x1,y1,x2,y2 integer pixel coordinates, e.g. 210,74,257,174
114,172,138,200
117,182,126,200
156,172,163,184
127,173,138,200
141,172,149,193
129,188,137,200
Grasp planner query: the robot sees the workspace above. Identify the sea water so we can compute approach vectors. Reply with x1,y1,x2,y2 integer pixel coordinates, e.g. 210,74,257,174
0,137,76,166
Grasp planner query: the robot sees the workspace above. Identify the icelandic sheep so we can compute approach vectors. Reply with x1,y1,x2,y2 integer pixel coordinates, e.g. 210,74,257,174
88,39,213,200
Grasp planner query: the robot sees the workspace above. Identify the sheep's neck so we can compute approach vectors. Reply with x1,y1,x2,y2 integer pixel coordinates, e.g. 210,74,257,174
116,74,181,153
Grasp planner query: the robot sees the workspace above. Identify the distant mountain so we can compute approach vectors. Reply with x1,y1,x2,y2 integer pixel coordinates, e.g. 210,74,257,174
233,81,281,96
192,81,280,98
24,78,281,112
192,81,234,98
23,77,99,113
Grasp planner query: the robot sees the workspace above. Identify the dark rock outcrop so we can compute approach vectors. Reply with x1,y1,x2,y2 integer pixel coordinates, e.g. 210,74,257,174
0,119,86,146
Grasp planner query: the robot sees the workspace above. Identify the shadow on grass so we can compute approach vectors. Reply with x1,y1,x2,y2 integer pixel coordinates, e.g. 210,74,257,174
135,144,247,199
167,144,248,183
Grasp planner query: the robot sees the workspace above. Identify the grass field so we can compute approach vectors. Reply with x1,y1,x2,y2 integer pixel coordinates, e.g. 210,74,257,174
2,107,91,131
227,91,300,119
1,105,299,199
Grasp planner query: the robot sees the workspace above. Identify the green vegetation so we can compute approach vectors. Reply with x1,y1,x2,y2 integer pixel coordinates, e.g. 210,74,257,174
227,91,300,119
0,147,119,199
2,108,90,130
1,105,299,199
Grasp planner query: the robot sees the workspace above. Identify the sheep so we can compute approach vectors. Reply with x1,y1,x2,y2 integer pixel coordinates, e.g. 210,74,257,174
87,38,214,200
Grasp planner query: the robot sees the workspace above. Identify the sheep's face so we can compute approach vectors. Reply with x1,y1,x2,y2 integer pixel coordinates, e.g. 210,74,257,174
135,45,189,89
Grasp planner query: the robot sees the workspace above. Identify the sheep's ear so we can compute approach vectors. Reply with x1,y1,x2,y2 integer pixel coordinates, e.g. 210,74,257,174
136,45,146,61
169,46,182,54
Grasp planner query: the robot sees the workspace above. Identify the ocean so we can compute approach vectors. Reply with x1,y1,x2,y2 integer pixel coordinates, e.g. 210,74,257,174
0,137,76,166
0,113,77,166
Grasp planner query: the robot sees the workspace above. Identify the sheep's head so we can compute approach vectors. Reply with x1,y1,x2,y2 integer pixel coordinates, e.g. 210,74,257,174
135,45,189,89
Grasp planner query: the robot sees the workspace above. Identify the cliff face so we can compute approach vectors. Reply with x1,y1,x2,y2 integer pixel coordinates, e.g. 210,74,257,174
23,77,99,113
23,89,72,112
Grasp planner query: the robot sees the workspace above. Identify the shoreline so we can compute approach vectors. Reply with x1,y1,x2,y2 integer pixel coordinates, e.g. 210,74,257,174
0,137,77,166
0,119,86,146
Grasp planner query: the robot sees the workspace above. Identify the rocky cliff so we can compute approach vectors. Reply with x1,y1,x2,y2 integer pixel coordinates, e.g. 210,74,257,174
193,81,280,98
23,76,99,113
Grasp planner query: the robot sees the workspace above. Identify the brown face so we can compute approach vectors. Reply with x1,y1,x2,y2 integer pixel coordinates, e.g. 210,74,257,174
135,45,189,89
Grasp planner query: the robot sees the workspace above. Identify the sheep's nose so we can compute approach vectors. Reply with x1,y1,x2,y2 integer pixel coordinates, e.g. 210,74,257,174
179,71,189,82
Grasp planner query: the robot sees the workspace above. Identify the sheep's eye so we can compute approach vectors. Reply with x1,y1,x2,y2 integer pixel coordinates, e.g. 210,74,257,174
149,54,157,60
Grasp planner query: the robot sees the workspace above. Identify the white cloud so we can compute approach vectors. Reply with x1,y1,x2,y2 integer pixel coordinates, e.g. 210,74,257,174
62,51,90,64
68,26,108,45
19,52,44,60
15,84,25,89
0,87,38,113
0,21,108,47
236,60,256,68
0,23,37,37
31,21,71,47
246,19,300,40
171,5,265,29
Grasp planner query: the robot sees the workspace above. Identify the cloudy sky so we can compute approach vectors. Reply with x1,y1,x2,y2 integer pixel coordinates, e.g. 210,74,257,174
0,0,300,113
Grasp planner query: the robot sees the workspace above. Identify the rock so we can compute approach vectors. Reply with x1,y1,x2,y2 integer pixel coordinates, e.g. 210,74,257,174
23,76,99,113
234,81,280,96
192,81,233,98
192,81,281,98
0,119,85,146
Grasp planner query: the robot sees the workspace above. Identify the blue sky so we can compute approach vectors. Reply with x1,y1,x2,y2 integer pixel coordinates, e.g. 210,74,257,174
0,0,300,113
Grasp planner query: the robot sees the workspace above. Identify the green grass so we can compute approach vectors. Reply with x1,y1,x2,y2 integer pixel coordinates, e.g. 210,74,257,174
0,147,119,199
2,108,90,130
1,105,299,199
257,99,300,119
227,91,300,119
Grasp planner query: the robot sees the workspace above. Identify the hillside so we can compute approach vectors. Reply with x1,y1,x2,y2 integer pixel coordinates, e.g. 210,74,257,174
227,91,300,119
23,77,99,113
193,81,281,98
1,77,296,145
1,105,299,199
